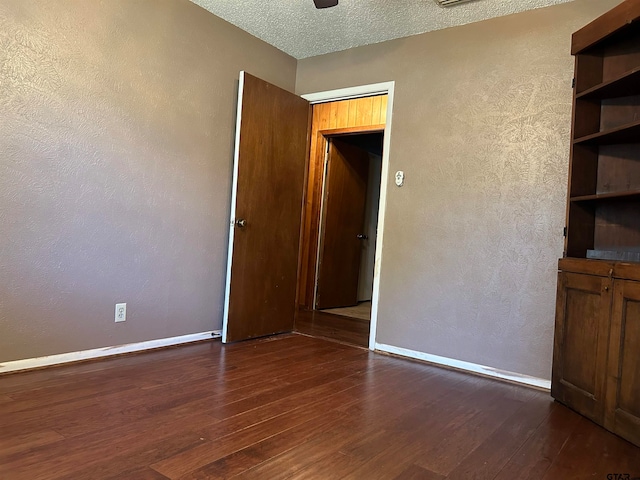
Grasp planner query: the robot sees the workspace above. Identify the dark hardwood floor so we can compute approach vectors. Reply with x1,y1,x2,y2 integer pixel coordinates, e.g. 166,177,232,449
321,301,372,321
295,309,370,347
1,334,639,479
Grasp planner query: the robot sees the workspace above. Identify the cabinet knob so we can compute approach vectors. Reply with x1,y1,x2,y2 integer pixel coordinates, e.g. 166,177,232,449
604,286,609,291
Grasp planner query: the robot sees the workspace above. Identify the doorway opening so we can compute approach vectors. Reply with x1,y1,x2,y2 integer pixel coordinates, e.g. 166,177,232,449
315,132,384,328
221,73,394,346
295,91,391,348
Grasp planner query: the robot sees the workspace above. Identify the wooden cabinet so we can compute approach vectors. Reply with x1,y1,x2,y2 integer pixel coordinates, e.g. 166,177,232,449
553,265,640,448
552,0,640,449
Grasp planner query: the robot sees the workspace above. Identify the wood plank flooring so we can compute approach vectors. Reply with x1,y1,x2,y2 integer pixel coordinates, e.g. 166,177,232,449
1,334,639,479
321,301,372,321
295,309,370,347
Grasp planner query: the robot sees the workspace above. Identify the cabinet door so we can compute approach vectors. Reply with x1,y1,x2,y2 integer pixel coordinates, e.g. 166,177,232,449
552,272,612,424
605,280,640,447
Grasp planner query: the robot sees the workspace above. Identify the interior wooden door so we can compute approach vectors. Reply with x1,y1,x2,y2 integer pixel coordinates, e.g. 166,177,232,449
551,271,612,425
222,72,310,343
315,137,370,310
605,279,640,447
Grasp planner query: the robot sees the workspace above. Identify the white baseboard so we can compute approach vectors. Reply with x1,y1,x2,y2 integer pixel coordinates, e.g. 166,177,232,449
374,342,551,391
0,330,222,375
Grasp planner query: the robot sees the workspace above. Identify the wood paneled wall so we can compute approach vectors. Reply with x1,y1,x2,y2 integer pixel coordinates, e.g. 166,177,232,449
298,95,387,309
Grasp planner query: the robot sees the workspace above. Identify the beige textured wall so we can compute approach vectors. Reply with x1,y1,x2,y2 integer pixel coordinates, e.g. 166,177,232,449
297,0,620,379
0,0,296,362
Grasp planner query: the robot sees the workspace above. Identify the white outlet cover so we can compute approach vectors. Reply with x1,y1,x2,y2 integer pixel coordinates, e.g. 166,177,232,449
115,303,127,323
395,170,404,187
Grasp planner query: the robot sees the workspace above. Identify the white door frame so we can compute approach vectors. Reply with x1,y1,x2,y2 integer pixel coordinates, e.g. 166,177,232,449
302,81,395,351
221,71,246,343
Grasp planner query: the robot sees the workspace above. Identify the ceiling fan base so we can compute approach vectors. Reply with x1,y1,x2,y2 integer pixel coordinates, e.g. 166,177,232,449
313,0,338,8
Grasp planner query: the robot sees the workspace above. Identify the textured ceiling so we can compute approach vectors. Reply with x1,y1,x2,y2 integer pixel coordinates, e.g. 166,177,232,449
190,0,575,59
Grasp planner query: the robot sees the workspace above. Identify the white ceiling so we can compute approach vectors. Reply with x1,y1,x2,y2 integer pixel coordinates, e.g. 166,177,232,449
190,0,574,59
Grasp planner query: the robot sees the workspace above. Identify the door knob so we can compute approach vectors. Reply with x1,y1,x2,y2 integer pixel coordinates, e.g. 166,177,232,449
235,219,247,228
357,234,368,240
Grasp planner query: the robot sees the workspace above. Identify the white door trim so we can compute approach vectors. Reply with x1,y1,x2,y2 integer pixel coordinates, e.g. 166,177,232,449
302,82,394,104
222,71,246,343
302,81,395,351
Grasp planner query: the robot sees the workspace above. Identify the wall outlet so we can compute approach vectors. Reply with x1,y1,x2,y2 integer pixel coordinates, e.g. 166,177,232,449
115,303,127,323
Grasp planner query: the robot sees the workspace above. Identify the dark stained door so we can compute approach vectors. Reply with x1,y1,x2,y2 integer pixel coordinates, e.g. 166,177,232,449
223,72,310,343
315,138,370,310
